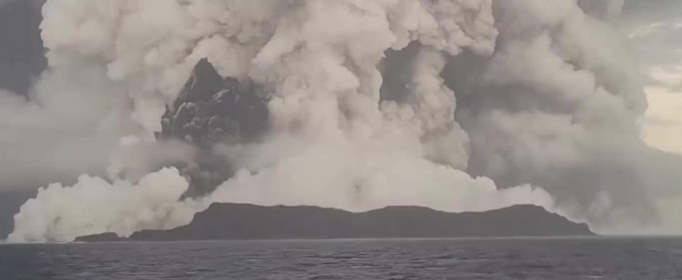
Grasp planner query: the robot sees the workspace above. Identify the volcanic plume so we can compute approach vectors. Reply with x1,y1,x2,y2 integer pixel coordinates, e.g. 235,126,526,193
4,0,682,242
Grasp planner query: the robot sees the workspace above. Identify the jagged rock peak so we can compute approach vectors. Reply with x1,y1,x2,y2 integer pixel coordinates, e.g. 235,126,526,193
160,58,268,147
157,58,269,197
176,58,225,105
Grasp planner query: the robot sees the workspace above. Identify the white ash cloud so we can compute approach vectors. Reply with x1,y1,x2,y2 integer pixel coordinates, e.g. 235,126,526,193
8,168,198,243
5,0,682,242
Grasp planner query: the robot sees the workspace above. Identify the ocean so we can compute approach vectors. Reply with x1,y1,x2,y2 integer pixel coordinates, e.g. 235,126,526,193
0,237,680,279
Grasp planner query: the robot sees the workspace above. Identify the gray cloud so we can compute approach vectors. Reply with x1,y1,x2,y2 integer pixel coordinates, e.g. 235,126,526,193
622,0,682,21
440,0,682,233
617,0,682,91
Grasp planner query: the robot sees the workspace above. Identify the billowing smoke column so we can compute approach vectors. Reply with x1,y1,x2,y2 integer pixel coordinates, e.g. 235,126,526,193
5,0,682,242
446,0,682,233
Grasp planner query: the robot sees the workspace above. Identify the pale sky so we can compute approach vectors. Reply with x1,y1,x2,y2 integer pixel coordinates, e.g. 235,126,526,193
623,3,682,154
644,83,682,154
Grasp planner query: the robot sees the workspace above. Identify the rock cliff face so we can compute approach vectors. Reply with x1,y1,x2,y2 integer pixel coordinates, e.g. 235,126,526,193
157,58,269,196
76,204,594,242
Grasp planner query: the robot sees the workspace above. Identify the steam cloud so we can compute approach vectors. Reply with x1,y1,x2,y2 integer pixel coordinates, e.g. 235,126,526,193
10,168,199,242
4,0,682,242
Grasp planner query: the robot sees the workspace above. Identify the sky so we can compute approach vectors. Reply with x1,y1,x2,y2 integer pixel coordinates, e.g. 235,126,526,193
619,0,682,154
0,0,681,241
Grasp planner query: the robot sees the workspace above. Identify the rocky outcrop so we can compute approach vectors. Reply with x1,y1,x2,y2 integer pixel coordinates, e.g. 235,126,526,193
159,58,268,147
157,58,268,196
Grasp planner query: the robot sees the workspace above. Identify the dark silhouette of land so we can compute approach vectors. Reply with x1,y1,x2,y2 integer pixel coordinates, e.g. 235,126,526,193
76,203,593,242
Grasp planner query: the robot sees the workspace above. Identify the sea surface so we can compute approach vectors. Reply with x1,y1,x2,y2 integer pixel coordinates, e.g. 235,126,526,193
0,237,681,279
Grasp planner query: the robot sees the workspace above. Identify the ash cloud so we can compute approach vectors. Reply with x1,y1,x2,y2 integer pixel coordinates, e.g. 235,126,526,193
445,0,682,233
3,0,682,242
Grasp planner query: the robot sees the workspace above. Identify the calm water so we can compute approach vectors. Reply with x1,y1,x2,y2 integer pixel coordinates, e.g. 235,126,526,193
1,237,681,279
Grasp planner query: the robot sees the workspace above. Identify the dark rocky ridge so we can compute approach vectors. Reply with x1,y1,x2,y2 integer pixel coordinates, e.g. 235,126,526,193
157,58,269,196
76,203,594,242
159,58,268,147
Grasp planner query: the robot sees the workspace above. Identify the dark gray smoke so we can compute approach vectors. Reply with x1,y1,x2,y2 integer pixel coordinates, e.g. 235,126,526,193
158,58,269,197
